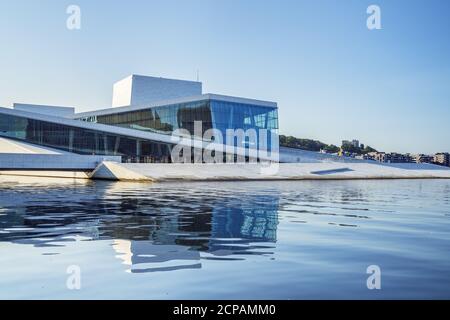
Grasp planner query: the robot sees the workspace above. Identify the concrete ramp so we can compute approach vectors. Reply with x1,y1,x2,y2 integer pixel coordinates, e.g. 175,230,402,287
90,162,450,182
90,161,154,181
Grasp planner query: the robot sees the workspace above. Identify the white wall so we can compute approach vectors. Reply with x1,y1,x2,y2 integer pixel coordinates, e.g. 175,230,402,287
112,75,202,107
111,75,133,108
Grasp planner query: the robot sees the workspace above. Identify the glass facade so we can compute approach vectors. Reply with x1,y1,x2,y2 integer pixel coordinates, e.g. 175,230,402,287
210,100,278,134
79,100,212,136
0,98,278,164
0,113,173,163
78,99,279,142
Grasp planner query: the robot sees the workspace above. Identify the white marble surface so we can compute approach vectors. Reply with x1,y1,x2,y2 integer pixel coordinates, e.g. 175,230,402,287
92,161,450,181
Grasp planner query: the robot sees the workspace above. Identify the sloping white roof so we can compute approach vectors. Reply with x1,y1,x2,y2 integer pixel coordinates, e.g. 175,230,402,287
72,93,277,119
0,137,71,154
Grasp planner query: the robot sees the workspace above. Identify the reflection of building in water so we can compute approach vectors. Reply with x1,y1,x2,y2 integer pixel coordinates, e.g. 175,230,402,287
212,207,278,241
108,195,279,273
113,240,202,273
0,179,279,274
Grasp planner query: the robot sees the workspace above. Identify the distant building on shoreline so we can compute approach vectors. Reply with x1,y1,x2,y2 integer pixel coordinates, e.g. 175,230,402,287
434,153,450,167
342,139,360,148
413,154,434,164
366,152,413,164
361,152,450,167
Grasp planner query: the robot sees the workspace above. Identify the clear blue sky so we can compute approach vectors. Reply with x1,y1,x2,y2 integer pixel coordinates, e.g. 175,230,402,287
0,0,449,154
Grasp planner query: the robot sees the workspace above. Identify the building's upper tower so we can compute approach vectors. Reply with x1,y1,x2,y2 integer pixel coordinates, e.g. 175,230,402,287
112,75,202,108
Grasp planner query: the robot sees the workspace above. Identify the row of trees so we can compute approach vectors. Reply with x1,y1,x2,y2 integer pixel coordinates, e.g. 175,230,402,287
341,142,377,154
279,135,377,155
279,135,339,152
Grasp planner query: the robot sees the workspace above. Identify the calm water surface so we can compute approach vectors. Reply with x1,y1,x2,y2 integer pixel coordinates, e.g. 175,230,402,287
0,176,449,299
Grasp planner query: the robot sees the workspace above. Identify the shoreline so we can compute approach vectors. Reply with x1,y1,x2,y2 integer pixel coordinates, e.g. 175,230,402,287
1,161,450,182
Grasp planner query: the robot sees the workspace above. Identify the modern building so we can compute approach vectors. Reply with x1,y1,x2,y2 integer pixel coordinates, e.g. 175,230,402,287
0,75,278,163
2,74,450,181
434,153,450,167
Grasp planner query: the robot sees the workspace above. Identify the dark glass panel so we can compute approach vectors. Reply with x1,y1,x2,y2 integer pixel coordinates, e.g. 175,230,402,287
90,100,213,137
0,113,175,163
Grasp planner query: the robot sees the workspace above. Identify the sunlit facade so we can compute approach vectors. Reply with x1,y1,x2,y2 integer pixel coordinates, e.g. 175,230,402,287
0,75,278,163
75,97,278,143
